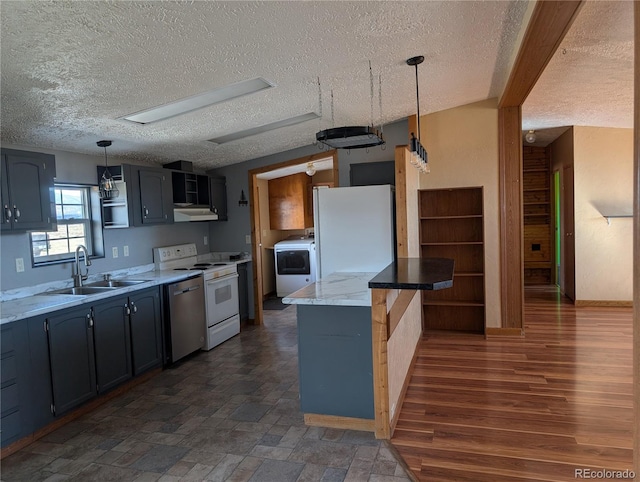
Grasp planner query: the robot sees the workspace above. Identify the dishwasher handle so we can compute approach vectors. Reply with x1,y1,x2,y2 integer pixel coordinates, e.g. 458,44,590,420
173,285,201,296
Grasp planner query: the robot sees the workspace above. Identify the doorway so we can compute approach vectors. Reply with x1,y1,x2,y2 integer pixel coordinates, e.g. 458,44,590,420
248,150,338,325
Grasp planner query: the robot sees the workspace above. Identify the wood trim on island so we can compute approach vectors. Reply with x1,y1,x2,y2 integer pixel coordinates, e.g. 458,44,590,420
304,414,375,433
371,288,391,439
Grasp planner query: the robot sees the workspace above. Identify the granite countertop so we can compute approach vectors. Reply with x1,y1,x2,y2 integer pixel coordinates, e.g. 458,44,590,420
368,257,455,290
0,252,252,325
282,272,379,307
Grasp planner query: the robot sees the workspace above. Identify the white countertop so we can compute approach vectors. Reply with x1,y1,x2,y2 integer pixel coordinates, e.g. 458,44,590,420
282,272,378,307
0,253,251,325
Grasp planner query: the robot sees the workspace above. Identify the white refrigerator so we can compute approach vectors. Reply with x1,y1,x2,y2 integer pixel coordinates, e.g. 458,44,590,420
313,184,395,279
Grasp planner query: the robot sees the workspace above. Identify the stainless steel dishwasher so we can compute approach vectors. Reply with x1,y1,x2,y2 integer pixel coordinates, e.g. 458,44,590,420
166,275,205,363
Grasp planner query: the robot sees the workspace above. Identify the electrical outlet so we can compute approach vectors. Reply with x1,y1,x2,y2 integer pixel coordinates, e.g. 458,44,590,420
112,247,119,258
15,258,24,273
245,234,251,245
262,229,268,237
123,245,129,257
204,236,208,246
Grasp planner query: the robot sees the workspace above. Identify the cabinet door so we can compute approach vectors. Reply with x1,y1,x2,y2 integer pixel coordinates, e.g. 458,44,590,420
237,262,249,322
0,321,31,447
92,296,132,393
47,306,97,415
129,287,163,375
26,315,54,433
138,169,173,224
0,149,56,231
209,176,227,221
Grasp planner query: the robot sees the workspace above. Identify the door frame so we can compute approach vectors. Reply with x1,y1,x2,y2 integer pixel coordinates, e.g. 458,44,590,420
248,150,338,325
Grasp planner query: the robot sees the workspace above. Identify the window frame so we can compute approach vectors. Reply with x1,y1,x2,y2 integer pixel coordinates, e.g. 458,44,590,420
30,183,104,267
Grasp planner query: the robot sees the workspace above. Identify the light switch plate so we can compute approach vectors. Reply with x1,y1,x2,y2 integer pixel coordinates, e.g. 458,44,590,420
245,234,251,244
15,258,24,272
123,245,129,257
204,236,208,246
112,247,119,258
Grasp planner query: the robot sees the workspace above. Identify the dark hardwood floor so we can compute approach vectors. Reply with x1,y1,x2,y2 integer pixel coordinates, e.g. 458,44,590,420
391,285,634,481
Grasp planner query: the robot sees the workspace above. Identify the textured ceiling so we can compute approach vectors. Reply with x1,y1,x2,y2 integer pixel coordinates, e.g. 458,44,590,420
0,1,632,169
0,1,528,169
522,0,633,146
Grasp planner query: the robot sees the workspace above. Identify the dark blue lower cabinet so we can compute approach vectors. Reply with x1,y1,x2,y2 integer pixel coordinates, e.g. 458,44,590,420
1,321,31,446
47,306,97,416
129,288,162,375
92,295,133,394
296,304,374,420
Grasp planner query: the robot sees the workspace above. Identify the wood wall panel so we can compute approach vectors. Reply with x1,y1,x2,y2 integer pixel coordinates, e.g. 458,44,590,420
633,1,639,474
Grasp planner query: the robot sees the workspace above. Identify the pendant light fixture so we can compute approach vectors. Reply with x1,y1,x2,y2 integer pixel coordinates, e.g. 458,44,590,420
97,140,119,199
407,55,429,174
316,61,385,150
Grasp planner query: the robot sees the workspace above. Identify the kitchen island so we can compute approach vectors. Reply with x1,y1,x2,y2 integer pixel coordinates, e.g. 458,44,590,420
283,258,455,436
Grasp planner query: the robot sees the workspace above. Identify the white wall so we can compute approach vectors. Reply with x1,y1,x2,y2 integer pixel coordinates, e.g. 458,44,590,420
420,98,501,328
573,127,634,302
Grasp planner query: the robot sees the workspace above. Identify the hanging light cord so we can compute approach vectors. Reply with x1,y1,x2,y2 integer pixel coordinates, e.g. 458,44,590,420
414,62,421,141
378,73,384,136
369,60,374,128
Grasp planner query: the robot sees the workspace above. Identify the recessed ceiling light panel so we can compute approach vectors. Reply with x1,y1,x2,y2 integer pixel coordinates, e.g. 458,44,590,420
122,77,274,124
208,112,320,144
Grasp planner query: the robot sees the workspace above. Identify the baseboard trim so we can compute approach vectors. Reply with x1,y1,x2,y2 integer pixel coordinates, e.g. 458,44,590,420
574,300,633,307
304,413,375,432
0,368,161,460
485,327,524,338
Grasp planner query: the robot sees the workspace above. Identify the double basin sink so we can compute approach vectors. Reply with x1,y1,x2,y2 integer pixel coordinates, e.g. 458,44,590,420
47,279,148,296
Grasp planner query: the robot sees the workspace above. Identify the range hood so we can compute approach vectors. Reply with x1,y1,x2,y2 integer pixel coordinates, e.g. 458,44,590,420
173,207,218,222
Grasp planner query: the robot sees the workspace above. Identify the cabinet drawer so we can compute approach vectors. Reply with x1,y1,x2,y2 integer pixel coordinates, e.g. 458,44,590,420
0,355,16,385
1,410,22,443
1,384,19,416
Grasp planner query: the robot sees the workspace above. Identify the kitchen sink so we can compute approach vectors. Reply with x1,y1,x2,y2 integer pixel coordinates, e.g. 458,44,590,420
46,286,118,296
86,279,149,288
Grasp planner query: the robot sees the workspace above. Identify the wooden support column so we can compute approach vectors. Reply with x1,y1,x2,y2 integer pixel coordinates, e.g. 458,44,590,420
371,288,389,439
498,0,583,331
498,106,524,329
633,0,639,474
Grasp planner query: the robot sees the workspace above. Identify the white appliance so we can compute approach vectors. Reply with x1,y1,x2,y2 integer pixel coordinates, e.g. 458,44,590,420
203,264,240,350
154,243,240,354
313,185,395,278
274,237,317,297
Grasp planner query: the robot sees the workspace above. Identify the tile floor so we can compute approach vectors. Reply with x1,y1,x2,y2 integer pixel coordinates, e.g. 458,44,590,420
1,304,413,482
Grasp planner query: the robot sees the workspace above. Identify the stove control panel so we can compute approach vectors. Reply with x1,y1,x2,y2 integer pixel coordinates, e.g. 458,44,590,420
153,243,198,263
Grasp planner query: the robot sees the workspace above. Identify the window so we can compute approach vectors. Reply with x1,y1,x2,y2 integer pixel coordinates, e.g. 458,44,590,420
30,184,103,265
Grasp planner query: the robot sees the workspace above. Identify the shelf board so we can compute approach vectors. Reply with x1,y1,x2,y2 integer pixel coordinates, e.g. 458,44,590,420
423,300,485,307
523,188,549,192
523,202,549,206
523,168,549,173
453,271,484,277
420,214,483,220
524,213,550,217
102,202,127,207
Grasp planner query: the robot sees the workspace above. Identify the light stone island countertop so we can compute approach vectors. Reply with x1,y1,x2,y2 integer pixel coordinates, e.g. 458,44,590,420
282,272,379,307
0,253,251,325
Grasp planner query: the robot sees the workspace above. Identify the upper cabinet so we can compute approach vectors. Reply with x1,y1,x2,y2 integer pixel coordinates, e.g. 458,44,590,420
209,176,227,221
269,172,313,230
171,171,210,207
136,168,173,225
97,164,174,228
1,148,56,232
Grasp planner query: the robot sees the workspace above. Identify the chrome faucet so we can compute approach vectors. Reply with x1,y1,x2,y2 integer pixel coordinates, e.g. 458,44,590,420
73,245,91,287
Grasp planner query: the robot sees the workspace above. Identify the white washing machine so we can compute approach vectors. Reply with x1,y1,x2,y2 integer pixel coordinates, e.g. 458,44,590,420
274,237,317,297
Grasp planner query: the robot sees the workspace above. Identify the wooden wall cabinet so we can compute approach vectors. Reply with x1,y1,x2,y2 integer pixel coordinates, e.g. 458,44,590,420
268,172,313,230
523,146,553,284
419,187,485,333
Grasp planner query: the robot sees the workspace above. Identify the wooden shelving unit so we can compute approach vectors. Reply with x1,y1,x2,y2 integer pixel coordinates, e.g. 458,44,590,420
523,146,553,284
418,187,485,333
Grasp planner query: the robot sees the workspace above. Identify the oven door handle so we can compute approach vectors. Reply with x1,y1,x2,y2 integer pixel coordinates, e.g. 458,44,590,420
206,272,239,284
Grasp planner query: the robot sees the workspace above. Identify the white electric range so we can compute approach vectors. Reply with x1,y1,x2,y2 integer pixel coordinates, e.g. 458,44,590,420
154,243,240,352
